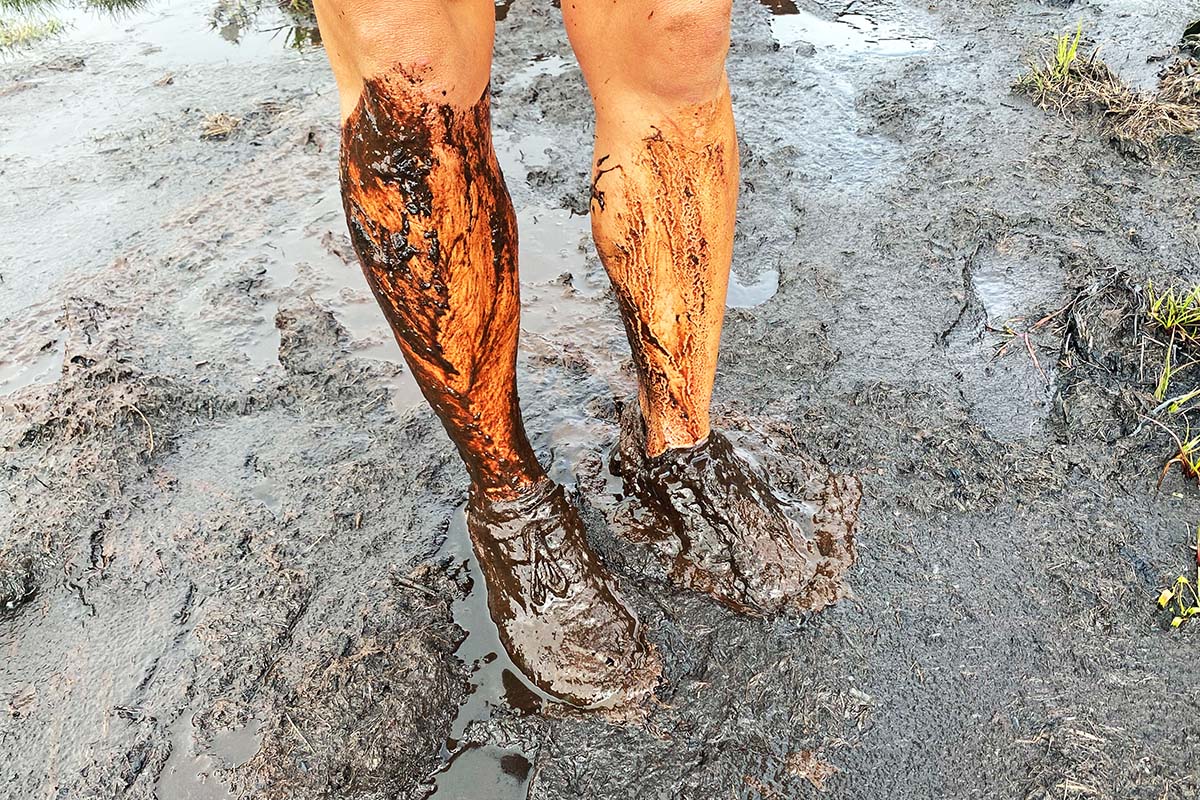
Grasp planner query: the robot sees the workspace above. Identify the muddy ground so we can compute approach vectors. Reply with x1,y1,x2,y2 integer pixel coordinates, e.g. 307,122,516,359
3,0,1200,798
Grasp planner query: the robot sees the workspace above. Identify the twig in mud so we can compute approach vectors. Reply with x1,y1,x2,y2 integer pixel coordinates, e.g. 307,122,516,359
125,404,155,454
284,710,316,754
1139,414,1200,488
993,298,1075,357
392,576,440,600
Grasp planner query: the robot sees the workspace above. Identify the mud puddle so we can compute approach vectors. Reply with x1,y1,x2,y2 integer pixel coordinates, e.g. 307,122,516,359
428,507,540,799
156,713,264,800
0,303,64,397
762,0,936,55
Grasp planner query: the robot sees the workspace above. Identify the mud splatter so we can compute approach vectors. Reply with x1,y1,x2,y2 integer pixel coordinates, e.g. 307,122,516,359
340,71,543,501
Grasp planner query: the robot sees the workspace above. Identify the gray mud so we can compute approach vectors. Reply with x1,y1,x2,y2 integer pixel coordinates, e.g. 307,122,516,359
4,0,1200,798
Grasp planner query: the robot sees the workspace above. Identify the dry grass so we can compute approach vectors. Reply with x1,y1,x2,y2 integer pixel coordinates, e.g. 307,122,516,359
200,112,241,140
1017,29,1200,157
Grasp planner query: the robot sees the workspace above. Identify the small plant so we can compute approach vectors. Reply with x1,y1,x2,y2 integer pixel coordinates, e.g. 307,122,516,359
1016,24,1085,104
1051,24,1083,84
1157,422,1200,487
1146,281,1200,400
1157,526,1200,628
1147,282,1200,335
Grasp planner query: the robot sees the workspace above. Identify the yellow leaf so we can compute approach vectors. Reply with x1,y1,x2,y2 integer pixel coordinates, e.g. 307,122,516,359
1172,616,1185,628
1159,589,1175,608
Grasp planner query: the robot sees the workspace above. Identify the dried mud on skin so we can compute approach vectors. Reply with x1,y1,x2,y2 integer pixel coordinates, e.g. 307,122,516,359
4,1,1200,799
589,98,737,455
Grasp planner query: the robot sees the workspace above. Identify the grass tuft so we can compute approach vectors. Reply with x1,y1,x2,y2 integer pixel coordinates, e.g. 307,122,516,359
0,15,61,48
1146,282,1200,401
1016,27,1200,158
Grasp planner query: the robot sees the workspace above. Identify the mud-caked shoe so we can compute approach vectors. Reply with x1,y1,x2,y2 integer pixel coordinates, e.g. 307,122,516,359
467,478,661,710
613,404,860,615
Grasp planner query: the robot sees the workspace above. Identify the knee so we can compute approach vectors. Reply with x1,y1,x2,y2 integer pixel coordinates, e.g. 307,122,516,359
628,0,732,102
314,0,492,115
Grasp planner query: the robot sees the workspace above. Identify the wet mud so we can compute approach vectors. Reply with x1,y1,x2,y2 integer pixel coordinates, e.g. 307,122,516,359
612,402,858,615
465,480,660,709
341,71,542,502
5,1,1200,799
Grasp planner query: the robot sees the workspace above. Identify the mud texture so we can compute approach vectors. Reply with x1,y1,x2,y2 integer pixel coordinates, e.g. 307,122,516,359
466,479,660,709
5,1,1200,799
341,70,542,502
590,95,738,457
613,402,858,614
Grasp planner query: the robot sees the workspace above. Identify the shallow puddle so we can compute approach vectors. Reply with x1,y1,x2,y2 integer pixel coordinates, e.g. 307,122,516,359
156,713,263,800
971,236,1065,326
0,311,63,397
429,507,541,796
761,0,936,55
430,744,534,799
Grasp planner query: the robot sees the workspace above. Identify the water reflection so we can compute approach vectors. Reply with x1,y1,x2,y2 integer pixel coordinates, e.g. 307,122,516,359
0,0,321,50
210,0,320,49
758,0,800,14
756,0,935,55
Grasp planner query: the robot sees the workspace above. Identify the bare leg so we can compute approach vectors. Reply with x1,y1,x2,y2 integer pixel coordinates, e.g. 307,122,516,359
565,0,737,456
564,0,860,614
314,0,659,707
316,0,540,502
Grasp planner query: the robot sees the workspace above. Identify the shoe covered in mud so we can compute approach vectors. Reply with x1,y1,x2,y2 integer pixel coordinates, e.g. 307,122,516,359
467,479,661,710
613,404,860,615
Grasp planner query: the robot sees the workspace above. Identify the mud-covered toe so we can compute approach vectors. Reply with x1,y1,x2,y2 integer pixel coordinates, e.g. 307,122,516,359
467,479,662,710
613,403,860,615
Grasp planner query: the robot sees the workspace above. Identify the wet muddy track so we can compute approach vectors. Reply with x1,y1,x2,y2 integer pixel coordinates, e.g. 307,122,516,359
3,0,1200,798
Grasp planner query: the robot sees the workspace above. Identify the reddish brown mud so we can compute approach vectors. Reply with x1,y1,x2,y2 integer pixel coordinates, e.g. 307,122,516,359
590,96,738,457
612,403,859,614
342,69,659,711
466,479,661,708
340,71,542,502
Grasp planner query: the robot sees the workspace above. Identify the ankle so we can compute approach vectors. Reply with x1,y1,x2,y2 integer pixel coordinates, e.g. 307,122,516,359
469,475,557,518
639,408,711,458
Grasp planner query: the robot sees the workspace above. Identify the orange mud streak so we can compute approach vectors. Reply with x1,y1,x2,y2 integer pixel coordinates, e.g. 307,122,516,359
339,70,543,499
591,95,738,457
